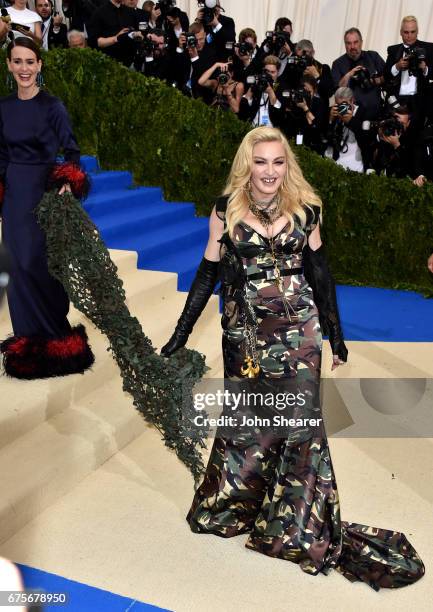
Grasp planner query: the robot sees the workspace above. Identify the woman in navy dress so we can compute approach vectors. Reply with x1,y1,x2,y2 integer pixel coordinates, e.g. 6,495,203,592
0,37,94,379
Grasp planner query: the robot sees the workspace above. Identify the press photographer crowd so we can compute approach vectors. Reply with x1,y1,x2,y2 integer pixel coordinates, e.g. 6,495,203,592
1,0,433,185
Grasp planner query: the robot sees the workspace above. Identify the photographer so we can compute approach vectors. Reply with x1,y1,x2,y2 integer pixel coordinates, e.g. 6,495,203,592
371,106,429,184
174,22,218,102
62,0,104,31
87,0,141,67
194,0,233,61
227,28,263,84
135,28,178,84
238,55,283,128
6,0,42,44
35,0,68,50
280,75,328,154
283,39,333,102
142,1,161,29
385,16,433,126
165,6,189,52
198,59,244,113
261,17,294,78
68,29,87,48
325,86,368,172
332,28,385,120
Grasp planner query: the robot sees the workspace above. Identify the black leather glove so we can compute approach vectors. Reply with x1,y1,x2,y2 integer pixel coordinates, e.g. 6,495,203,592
303,244,348,362
161,258,219,357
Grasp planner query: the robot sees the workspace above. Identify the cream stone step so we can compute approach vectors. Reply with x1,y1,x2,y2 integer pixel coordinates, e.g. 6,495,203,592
0,375,147,545
0,261,181,449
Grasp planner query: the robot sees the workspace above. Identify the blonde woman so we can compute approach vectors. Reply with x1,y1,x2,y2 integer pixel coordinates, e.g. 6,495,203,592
162,127,424,589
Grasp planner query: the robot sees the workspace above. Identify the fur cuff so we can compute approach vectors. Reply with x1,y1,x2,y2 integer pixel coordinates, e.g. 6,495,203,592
1,324,94,379
47,163,90,200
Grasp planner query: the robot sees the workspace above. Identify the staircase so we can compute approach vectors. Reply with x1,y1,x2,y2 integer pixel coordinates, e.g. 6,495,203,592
81,156,208,292
0,157,223,546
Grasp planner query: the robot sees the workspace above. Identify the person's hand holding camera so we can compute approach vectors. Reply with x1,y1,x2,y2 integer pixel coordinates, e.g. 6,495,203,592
304,64,319,79
380,129,400,149
396,55,409,71
115,27,131,43
282,41,292,57
329,104,340,121
296,99,309,112
413,175,427,187
340,107,353,123
345,64,364,81
266,81,277,105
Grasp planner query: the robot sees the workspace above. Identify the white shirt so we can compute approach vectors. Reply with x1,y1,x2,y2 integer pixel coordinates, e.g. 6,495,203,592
325,105,364,173
391,45,428,95
7,7,41,40
41,17,51,50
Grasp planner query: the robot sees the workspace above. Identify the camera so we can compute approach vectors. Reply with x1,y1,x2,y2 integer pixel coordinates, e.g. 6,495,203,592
247,71,274,93
336,101,351,116
379,117,404,137
238,41,253,56
155,0,176,13
135,29,166,60
405,46,426,76
282,88,311,107
217,72,230,85
214,63,234,85
265,30,291,55
363,117,403,137
138,21,150,34
183,31,197,48
197,1,217,26
286,52,313,72
350,66,372,89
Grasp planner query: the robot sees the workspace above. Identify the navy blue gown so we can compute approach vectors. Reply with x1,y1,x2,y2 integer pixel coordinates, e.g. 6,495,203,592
0,90,93,378
0,90,79,337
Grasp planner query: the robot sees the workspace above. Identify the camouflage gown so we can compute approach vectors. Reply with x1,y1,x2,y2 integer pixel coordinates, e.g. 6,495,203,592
187,201,425,591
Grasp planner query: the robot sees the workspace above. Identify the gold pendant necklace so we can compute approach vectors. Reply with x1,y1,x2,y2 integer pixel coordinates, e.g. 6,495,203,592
247,190,282,227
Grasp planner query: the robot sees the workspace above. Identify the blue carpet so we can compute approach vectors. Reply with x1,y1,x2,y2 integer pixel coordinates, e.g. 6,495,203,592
80,156,433,342
18,564,170,612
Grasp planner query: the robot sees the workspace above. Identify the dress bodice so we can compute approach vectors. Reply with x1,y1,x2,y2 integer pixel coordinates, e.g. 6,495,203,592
0,91,80,169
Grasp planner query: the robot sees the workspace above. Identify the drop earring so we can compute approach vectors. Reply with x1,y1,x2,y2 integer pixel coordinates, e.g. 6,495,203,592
36,71,44,88
6,72,15,90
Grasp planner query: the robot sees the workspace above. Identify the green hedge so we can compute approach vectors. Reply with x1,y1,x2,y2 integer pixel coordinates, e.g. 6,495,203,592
1,48,432,295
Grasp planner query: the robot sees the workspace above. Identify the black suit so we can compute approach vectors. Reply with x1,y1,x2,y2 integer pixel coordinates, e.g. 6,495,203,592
385,40,433,122
213,14,235,43
43,20,68,49
173,43,218,103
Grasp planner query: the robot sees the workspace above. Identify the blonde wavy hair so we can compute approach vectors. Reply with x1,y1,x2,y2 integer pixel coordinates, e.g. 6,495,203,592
223,127,322,237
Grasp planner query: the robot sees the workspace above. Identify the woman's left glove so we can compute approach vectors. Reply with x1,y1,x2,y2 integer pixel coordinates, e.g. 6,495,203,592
303,244,348,362
161,258,219,357
47,162,90,200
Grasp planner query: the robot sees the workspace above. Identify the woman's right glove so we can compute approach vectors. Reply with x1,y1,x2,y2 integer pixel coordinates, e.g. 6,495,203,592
161,257,219,357
303,244,348,362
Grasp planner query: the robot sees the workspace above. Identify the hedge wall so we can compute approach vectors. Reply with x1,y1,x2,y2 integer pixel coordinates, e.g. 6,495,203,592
1,48,432,295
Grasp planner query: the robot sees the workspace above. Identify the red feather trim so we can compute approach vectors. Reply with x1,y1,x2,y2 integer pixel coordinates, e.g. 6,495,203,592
48,162,90,199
